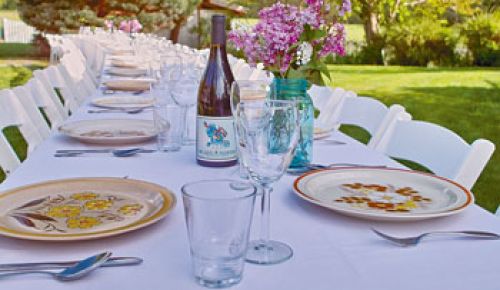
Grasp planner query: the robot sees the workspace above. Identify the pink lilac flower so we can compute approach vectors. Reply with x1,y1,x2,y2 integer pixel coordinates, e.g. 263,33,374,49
228,1,348,75
104,20,114,30
119,19,142,33
319,23,346,57
338,0,352,17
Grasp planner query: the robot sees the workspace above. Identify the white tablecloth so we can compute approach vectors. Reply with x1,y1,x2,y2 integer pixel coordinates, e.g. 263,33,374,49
1,69,500,290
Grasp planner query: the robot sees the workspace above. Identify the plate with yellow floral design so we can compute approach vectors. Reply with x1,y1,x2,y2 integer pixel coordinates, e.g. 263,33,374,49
293,168,473,221
0,178,176,241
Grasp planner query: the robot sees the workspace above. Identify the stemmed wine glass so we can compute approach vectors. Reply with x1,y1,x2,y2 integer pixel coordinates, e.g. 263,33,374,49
169,78,198,145
230,80,270,179
235,100,301,265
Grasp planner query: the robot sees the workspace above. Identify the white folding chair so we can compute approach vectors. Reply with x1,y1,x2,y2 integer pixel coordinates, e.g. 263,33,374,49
326,95,411,148
374,119,495,190
27,78,67,126
56,62,92,104
314,87,347,131
9,87,51,138
0,129,20,178
39,66,81,112
0,90,45,154
309,85,336,113
33,69,72,116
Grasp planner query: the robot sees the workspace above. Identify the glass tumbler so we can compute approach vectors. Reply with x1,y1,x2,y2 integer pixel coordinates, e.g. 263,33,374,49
182,180,256,288
153,103,183,152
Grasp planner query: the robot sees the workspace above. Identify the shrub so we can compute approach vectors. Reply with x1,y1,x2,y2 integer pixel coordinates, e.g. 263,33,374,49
461,12,500,67
384,18,460,66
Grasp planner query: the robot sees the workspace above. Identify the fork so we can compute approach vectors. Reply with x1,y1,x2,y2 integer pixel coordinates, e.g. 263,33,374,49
372,228,500,247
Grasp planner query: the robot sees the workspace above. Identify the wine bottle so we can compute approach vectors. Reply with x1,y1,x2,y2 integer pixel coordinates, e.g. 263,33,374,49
196,15,237,167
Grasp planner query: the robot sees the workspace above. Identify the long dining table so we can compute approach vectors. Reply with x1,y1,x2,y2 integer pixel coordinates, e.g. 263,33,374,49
1,58,500,290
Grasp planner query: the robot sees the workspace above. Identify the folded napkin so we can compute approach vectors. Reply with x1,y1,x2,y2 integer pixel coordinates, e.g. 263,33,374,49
104,79,153,91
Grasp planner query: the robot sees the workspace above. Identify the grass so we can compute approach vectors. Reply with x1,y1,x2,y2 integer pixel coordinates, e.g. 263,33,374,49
328,65,500,212
0,43,39,58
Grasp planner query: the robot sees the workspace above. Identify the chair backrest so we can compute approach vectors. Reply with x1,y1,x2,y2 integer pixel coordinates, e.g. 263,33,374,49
10,87,51,138
309,85,335,113
40,66,81,112
314,87,347,130
33,69,71,116
56,61,92,103
27,78,67,126
0,89,45,153
374,119,495,189
332,96,411,148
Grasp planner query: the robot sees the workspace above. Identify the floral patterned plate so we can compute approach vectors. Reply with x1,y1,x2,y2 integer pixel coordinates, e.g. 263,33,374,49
91,96,156,109
59,119,158,145
0,178,176,241
293,167,473,221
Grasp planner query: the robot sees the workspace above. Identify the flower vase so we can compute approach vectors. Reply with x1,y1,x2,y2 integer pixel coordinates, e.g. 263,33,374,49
271,78,313,168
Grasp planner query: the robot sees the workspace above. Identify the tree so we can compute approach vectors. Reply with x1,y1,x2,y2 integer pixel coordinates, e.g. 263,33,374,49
17,0,201,42
0,0,17,9
350,0,484,62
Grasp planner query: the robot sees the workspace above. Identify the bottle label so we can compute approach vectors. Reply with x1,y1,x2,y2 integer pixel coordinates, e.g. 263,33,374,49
196,116,237,162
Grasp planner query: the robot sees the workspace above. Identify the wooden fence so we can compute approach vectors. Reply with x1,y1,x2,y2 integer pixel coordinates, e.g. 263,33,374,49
2,18,36,43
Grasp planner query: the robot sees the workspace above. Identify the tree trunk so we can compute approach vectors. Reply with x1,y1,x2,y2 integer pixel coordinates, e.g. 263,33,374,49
170,17,186,44
362,9,380,46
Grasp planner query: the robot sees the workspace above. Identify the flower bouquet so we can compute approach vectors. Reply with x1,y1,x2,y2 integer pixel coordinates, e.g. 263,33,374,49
228,0,350,86
229,0,350,168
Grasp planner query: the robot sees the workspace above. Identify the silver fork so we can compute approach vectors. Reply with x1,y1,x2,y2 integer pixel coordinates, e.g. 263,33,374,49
372,228,500,247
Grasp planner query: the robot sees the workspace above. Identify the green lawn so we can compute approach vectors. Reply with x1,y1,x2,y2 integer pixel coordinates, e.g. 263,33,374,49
329,65,500,212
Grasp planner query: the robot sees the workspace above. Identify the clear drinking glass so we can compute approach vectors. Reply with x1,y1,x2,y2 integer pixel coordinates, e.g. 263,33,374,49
230,80,270,179
170,79,198,145
153,102,183,152
182,179,257,288
235,100,300,265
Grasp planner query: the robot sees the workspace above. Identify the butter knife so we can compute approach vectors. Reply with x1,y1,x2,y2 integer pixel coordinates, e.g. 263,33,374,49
0,256,142,271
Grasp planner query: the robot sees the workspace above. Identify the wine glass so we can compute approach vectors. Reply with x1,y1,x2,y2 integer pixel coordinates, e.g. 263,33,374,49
230,80,270,179
170,78,198,145
235,100,300,265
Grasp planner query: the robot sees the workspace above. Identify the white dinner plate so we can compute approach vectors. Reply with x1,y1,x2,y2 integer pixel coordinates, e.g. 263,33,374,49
59,119,157,145
91,96,156,109
103,79,154,91
107,67,148,77
0,177,176,241
293,167,473,221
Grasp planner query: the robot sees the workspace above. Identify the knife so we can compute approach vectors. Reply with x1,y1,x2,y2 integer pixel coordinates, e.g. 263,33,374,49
0,256,143,272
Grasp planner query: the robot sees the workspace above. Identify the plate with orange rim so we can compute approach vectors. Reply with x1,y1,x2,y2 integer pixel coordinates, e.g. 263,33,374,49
0,177,176,241
293,167,473,222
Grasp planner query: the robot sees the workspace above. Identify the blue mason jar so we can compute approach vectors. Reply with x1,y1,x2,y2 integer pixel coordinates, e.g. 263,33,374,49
271,78,313,168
